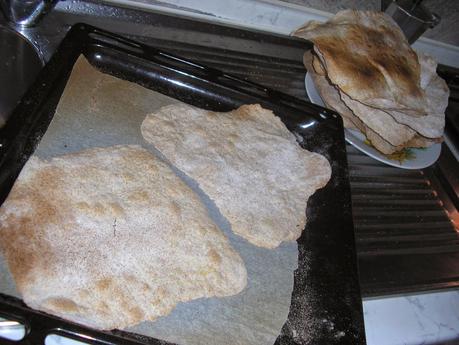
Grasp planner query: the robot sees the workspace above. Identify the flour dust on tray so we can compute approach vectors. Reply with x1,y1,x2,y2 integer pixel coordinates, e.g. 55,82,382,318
0,145,247,330
141,103,331,249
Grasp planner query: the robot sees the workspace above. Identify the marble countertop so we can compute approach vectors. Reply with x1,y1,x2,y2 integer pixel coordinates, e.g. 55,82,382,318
3,289,458,345
364,290,459,344
109,0,459,68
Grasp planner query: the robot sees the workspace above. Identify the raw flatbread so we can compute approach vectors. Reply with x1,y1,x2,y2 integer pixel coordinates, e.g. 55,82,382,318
0,145,247,330
293,10,428,115
141,104,331,249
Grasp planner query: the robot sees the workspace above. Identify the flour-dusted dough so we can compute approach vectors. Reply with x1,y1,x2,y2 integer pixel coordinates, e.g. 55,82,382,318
0,145,247,330
141,104,331,249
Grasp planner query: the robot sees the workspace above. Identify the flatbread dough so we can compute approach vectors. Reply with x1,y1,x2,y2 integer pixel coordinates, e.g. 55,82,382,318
293,10,428,115
0,145,247,330
141,103,331,249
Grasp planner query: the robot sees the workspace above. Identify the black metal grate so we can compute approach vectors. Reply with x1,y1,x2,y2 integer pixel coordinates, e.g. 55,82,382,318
348,145,458,257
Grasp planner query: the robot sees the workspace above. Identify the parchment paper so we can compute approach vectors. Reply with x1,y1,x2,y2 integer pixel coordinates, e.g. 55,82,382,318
0,56,298,345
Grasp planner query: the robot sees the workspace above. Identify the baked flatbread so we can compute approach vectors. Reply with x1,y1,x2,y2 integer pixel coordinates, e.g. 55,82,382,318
304,51,362,130
312,53,326,76
141,104,331,249
303,47,426,148
304,51,439,154
306,51,407,154
381,53,449,139
293,10,428,115
0,145,247,330
339,91,417,147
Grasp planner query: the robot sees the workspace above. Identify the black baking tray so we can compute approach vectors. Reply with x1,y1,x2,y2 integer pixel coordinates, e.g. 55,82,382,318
0,24,365,345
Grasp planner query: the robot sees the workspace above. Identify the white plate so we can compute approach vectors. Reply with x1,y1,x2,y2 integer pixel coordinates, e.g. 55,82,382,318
305,73,441,169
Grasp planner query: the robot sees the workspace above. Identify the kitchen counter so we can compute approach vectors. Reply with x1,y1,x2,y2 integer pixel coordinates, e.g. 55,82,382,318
364,289,459,345
0,1,458,344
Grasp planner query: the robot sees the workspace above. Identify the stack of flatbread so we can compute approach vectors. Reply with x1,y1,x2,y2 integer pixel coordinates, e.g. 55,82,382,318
293,10,450,155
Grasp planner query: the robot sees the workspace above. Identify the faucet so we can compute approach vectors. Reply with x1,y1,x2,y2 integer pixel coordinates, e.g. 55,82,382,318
381,0,440,44
0,0,59,27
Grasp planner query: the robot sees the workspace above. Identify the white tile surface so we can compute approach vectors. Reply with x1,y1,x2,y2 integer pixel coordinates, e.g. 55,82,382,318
363,290,459,345
106,0,459,67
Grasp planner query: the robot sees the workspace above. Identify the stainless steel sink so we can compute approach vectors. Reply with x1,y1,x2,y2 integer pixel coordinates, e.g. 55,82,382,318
0,26,42,126
0,0,307,124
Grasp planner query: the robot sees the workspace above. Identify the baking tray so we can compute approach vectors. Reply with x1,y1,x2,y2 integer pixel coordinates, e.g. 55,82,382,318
0,24,365,345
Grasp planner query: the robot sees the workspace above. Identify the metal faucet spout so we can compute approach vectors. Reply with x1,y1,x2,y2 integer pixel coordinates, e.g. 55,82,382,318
0,0,59,27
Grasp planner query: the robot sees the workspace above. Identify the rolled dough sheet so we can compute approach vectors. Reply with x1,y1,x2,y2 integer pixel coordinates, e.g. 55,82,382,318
0,56,299,345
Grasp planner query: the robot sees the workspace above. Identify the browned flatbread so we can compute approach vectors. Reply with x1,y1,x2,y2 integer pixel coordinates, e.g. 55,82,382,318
0,145,247,330
293,10,428,115
304,51,360,130
339,91,417,147
304,51,440,154
312,53,326,76
381,53,449,139
305,51,409,151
